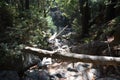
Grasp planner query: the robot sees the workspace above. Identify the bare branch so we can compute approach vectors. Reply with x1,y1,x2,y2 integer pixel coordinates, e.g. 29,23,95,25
49,25,68,41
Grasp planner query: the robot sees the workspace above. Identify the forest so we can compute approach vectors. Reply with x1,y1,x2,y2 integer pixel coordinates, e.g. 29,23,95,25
0,0,120,80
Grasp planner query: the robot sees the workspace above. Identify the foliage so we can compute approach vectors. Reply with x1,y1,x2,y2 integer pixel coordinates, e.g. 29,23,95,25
1,0,120,70
0,0,54,64
54,0,106,37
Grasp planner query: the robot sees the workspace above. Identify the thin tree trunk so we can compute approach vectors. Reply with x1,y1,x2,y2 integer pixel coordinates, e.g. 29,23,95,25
105,0,117,22
79,0,90,37
25,0,29,10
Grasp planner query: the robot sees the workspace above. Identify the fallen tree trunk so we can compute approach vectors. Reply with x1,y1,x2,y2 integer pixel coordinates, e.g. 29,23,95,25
24,46,120,66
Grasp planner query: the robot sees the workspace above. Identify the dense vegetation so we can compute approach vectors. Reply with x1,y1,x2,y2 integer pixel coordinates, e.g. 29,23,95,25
0,0,120,78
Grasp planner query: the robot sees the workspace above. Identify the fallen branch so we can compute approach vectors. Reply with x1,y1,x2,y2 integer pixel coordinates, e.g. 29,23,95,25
24,46,120,66
49,25,68,41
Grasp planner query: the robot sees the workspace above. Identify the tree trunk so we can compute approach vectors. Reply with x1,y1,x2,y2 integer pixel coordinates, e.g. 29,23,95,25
105,0,117,22
25,0,29,10
79,0,90,37
115,1,120,16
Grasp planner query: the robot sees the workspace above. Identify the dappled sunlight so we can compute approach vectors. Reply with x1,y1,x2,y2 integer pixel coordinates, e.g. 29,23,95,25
0,0,120,80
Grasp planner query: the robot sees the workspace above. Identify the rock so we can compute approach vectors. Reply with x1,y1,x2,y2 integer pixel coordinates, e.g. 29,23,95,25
24,69,50,80
0,71,19,80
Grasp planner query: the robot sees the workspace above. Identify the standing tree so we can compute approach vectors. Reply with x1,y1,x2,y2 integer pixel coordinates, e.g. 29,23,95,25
105,0,117,22
25,0,29,10
79,0,90,37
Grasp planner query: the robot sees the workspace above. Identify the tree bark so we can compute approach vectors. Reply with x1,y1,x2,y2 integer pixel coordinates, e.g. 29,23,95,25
24,46,120,66
79,0,90,37
25,0,29,10
105,0,117,22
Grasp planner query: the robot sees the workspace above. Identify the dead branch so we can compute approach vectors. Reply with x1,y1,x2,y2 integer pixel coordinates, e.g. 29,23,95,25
49,25,68,41
24,46,120,66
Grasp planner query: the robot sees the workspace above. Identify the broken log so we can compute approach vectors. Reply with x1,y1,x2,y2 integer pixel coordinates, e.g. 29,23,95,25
24,46,120,66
